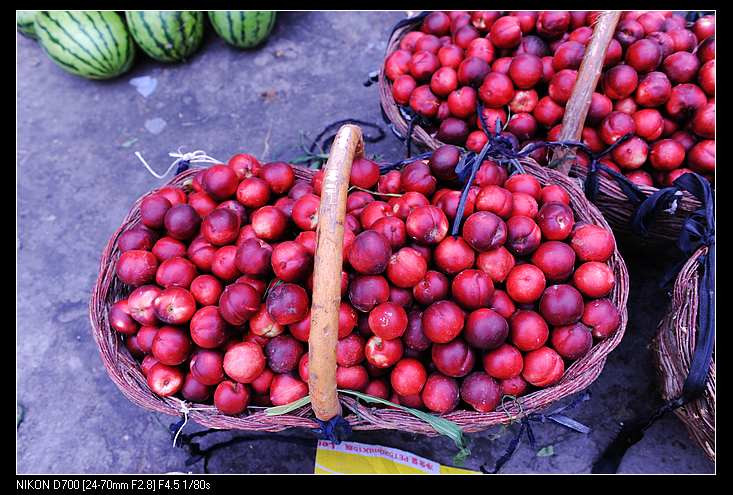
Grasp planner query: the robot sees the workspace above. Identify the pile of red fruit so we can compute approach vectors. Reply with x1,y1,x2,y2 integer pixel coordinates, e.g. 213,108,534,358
383,11,715,188
108,147,621,416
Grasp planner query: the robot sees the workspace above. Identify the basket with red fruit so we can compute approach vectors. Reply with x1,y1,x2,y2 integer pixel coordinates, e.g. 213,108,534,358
379,11,714,245
90,124,628,438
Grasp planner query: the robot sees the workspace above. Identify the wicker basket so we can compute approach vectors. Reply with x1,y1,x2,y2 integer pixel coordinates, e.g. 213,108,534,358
90,125,629,435
378,12,703,245
654,246,715,461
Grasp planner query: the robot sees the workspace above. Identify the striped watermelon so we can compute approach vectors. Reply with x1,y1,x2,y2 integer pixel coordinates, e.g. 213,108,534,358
126,11,204,63
34,11,135,80
208,11,276,49
17,11,39,39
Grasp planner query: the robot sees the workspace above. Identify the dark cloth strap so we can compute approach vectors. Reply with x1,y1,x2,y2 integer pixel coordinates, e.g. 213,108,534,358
593,173,714,473
312,415,353,445
481,392,591,474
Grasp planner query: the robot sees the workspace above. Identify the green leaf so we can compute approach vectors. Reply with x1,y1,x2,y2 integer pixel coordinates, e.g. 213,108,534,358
338,389,470,461
264,395,311,416
537,445,555,457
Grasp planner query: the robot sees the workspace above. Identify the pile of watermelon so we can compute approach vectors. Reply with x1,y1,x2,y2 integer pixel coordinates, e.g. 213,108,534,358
17,11,278,80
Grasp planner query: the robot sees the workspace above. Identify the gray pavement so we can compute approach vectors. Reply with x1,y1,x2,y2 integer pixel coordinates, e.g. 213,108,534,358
17,11,714,474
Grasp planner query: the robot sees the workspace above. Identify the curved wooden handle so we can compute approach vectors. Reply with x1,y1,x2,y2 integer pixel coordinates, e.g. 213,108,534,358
553,11,622,175
309,124,364,421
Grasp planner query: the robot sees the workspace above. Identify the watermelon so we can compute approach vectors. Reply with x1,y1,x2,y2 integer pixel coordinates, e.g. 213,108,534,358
17,11,39,39
208,11,276,49
34,11,135,80
126,11,204,63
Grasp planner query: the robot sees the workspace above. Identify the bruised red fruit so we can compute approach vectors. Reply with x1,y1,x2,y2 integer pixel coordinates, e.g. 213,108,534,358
423,300,465,344
477,247,515,283
109,299,139,335
190,349,225,386
181,373,212,402
537,202,575,240
385,49,412,80
202,164,238,200
464,308,508,350
432,338,475,377
265,335,304,374
412,270,450,306
506,264,546,304
402,310,430,351
224,342,266,383
582,299,621,340
434,236,475,275
147,363,184,397
368,302,408,340
337,333,365,367
116,250,158,287
551,322,593,360
260,162,295,195
271,241,312,282
270,374,308,406
483,343,523,380
348,230,392,275
460,372,501,412
390,358,427,396
153,287,196,325
406,205,449,245
387,247,428,288
228,153,262,179
539,284,584,326
573,262,615,298
548,69,578,104
462,211,507,252
219,282,260,326
509,310,549,352
140,194,172,230
603,65,638,100
266,283,310,325
421,373,460,413
249,304,284,338
506,216,542,256
189,306,228,349
570,224,615,262
489,290,516,319
522,347,565,387
451,269,494,310
235,238,273,277
349,275,390,313
365,336,404,368
151,326,191,365
350,158,380,189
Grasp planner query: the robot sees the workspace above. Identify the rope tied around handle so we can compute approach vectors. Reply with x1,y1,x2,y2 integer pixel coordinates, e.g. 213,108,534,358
135,149,222,179
481,391,592,474
312,415,353,446
593,173,714,473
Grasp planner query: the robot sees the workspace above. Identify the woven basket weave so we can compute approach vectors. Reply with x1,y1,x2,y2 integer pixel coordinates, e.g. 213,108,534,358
654,246,715,461
378,14,703,246
89,138,629,434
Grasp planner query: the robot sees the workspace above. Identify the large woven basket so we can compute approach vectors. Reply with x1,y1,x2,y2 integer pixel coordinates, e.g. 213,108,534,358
378,12,703,246
654,246,715,461
89,125,629,435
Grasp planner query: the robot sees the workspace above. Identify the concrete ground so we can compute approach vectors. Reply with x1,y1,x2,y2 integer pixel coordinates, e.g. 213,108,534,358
17,11,714,474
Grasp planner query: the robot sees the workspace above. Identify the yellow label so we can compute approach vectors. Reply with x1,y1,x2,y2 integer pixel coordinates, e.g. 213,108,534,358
314,440,478,474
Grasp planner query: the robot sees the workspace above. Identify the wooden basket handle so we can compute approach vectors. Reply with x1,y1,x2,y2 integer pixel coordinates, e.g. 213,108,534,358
552,11,622,175
308,124,365,421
